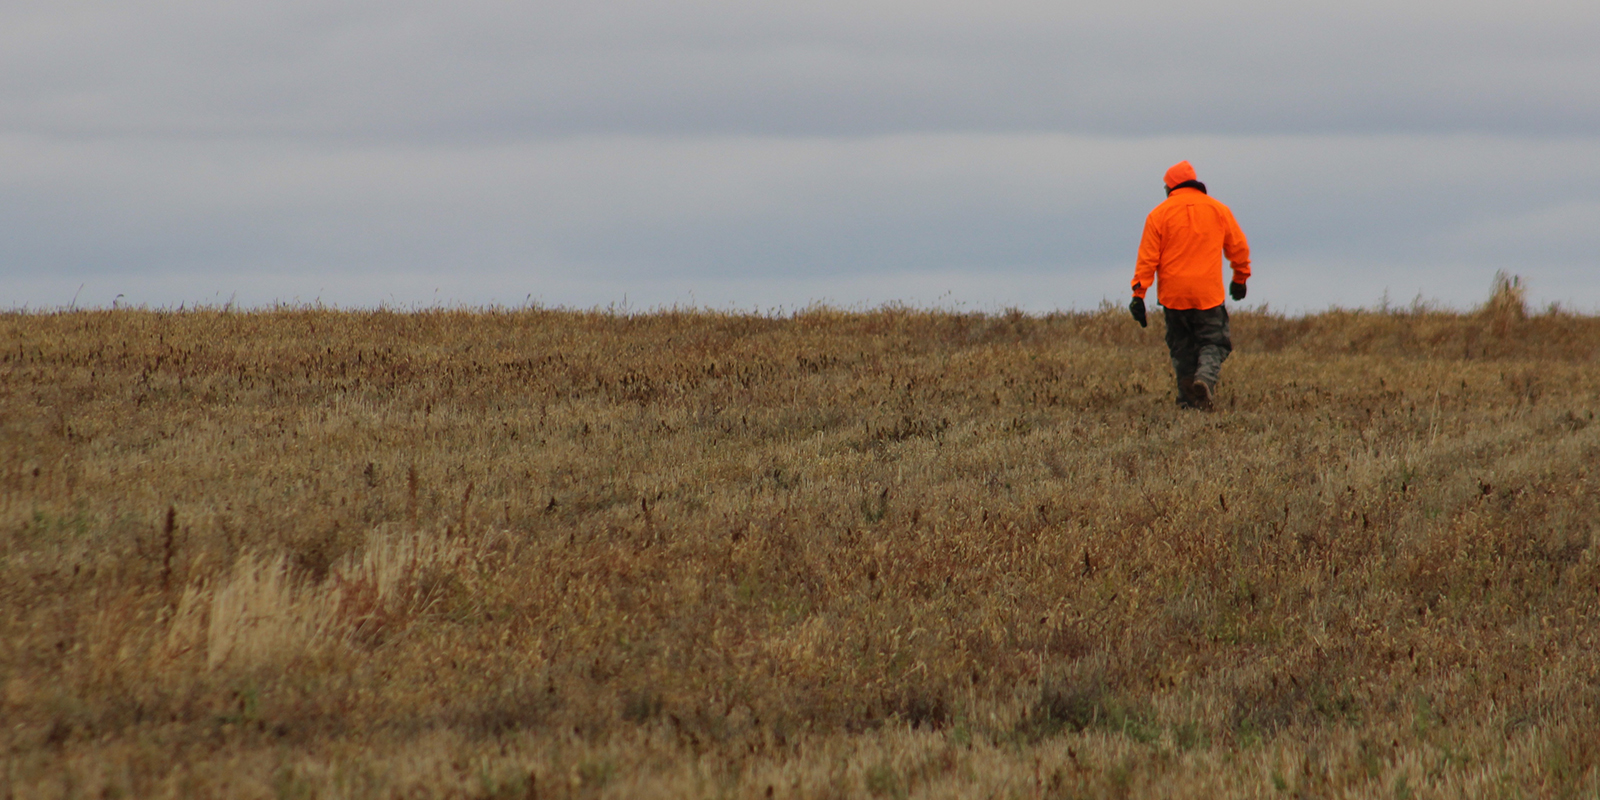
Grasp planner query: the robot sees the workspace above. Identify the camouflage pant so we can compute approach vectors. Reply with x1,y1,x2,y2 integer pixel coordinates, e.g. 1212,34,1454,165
1163,305,1231,399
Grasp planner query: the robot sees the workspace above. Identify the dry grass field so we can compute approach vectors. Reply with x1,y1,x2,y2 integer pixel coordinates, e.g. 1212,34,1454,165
2,284,1598,798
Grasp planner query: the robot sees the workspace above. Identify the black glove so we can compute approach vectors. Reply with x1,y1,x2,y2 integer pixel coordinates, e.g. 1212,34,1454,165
1229,281,1247,301
1129,296,1147,328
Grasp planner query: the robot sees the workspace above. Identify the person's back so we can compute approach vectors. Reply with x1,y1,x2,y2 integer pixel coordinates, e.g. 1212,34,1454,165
1127,161,1252,410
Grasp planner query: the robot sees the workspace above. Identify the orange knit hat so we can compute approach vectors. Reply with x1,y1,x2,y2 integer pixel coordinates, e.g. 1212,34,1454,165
1163,160,1197,189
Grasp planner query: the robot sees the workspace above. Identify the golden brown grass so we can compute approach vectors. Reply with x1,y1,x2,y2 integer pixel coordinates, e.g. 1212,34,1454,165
2,288,1598,798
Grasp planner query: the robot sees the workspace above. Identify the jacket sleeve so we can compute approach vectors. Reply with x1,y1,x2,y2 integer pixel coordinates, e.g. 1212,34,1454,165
1132,212,1161,298
1222,208,1251,284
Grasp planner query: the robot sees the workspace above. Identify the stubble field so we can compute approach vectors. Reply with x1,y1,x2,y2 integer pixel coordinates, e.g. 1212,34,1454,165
2,292,1598,798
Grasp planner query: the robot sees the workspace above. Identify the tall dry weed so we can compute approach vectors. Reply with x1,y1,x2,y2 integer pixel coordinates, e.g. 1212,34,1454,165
1483,270,1529,333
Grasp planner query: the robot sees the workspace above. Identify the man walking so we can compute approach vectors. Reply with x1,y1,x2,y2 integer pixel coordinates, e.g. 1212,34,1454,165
1128,160,1251,411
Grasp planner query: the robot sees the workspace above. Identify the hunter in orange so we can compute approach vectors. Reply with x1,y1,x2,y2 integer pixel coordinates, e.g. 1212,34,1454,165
1127,161,1252,410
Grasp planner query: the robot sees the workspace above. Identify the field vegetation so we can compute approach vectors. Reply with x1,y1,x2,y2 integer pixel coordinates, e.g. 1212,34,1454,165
2,279,1598,798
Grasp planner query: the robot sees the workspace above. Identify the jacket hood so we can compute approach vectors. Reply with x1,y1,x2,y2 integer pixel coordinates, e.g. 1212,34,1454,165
1163,161,1198,189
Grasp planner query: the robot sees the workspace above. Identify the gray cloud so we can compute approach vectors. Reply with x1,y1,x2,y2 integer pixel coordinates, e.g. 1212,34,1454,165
6,1,1600,139
5,132,1596,311
2,2,1598,312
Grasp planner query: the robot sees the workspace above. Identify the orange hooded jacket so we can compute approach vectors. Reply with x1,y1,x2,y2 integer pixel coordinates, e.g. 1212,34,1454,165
1131,161,1251,310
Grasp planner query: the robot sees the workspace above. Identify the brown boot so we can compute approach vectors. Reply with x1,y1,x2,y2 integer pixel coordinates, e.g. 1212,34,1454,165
1176,376,1198,410
1189,379,1214,411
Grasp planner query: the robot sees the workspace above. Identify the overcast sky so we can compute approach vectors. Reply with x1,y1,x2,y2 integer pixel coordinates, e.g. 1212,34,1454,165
4,0,1598,313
